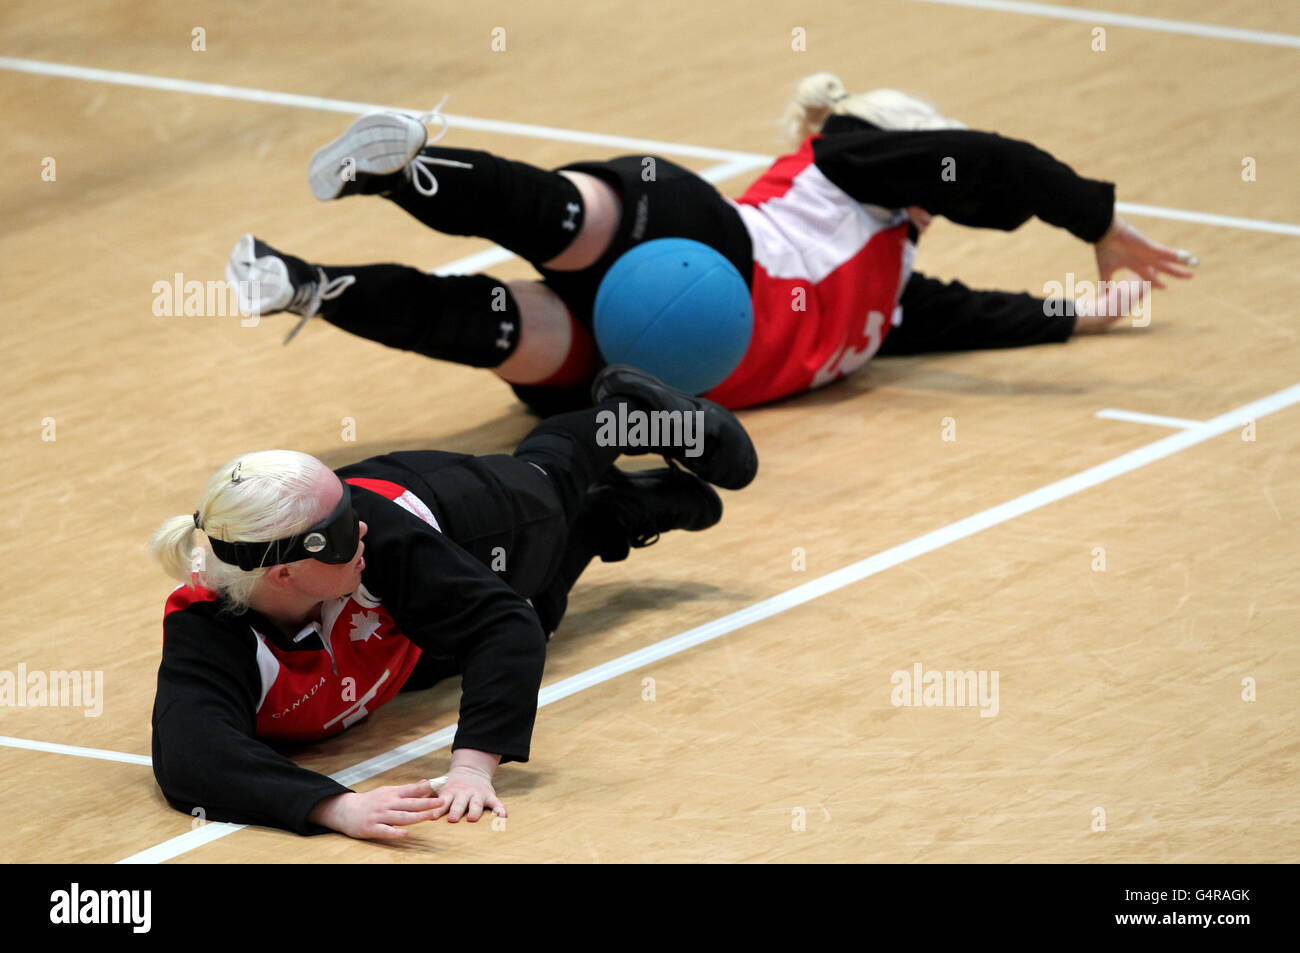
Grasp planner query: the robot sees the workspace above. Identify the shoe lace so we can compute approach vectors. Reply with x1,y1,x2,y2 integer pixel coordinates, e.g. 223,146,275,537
405,94,474,197
283,269,356,344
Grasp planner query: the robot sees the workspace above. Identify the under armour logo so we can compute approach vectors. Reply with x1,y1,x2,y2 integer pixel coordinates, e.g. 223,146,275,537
561,202,580,231
496,321,515,349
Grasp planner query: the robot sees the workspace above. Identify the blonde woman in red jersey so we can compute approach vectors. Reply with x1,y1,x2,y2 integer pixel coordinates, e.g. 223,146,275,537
226,72,1195,415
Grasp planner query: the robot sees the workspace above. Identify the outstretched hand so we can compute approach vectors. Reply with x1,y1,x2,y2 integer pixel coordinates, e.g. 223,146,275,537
1094,214,1198,288
1072,278,1148,334
431,763,506,823
309,781,446,840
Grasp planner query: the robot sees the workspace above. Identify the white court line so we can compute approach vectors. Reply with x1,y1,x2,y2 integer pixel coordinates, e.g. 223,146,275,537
431,246,518,278
1116,202,1300,239
0,735,151,766
911,0,1300,49
1095,408,1204,429
118,380,1300,863
1,55,1297,237
0,56,769,165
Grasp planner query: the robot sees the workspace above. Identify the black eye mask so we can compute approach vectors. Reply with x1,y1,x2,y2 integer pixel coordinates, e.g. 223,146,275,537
206,483,360,571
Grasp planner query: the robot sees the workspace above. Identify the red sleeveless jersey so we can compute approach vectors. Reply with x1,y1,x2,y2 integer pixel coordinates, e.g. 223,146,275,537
704,136,915,409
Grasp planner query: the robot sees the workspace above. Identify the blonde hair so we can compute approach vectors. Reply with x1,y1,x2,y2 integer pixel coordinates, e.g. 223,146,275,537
781,72,967,146
151,450,332,612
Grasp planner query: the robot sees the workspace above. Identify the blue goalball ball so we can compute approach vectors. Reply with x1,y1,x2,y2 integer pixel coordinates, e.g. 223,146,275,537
593,238,753,395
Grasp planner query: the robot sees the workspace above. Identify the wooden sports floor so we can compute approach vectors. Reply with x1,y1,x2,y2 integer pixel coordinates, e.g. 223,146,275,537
2,0,1297,863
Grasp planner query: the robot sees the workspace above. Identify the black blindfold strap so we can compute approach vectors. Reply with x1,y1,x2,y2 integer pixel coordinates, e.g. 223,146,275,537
206,483,355,571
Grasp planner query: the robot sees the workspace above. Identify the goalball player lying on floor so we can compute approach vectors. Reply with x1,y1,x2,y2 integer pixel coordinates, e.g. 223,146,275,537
226,71,1196,416
148,367,755,839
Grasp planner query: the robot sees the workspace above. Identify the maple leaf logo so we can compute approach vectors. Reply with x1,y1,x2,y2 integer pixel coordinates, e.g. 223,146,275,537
348,610,382,643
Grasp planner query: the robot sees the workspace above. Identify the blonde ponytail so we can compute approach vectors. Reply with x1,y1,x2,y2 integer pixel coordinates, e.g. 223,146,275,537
781,72,849,147
782,73,967,147
150,450,332,613
151,514,204,583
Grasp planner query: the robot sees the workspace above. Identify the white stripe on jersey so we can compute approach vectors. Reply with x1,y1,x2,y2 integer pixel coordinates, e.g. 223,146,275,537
727,162,906,284
392,489,440,531
250,631,281,714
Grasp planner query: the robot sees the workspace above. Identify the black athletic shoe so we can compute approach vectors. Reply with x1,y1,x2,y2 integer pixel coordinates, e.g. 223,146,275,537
587,464,723,556
591,364,758,490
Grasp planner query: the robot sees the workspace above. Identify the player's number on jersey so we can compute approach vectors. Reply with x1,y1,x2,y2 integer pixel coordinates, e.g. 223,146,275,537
812,309,886,388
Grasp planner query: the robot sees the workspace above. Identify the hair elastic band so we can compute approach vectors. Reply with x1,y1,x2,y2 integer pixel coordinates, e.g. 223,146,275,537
193,511,203,530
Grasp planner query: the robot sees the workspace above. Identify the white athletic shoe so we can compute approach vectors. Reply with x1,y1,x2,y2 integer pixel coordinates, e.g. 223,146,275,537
225,234,355,343
308,97,453,201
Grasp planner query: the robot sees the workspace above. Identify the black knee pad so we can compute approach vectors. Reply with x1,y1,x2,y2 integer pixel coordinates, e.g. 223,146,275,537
424,274,523,367
318,267,522,367
407,146,586,264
